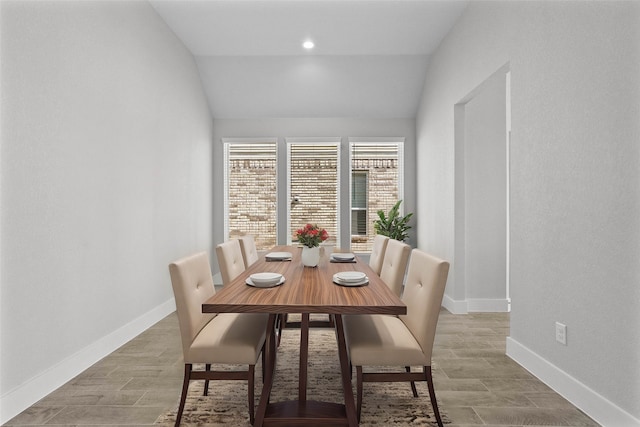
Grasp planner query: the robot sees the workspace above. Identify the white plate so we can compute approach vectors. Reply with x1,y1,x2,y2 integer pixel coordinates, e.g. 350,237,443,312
246,276,285,288
331,253,355,261
265,251,293,260
335,271,366,283
250,272,283,286
333,274,369,287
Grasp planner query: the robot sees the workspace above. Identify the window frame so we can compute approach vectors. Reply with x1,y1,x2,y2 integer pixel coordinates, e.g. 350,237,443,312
222,137,279,250
221,136,405,253
285,137,341,246
348,138,405,252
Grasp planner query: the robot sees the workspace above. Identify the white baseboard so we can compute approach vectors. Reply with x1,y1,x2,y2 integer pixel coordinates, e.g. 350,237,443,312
467,298,510,312
442,294,468,314
442,295,510,314
506,337,640,427
0,298,176,425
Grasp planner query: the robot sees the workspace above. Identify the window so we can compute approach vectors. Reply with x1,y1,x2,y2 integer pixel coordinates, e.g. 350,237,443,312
350,139,404,252
287,139,340,246
351,171,368,236
223,136,404,253
223,139,277,250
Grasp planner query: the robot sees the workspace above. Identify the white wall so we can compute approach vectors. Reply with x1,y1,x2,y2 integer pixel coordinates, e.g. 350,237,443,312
211,118,417,272
0,1,213,422
416,1,639,424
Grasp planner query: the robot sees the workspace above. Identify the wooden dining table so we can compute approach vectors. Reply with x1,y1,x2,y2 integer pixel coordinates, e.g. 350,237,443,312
202,245,406,427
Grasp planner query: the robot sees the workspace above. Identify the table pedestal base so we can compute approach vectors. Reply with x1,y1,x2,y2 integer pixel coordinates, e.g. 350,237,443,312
254,313,357,427
263,401,349,426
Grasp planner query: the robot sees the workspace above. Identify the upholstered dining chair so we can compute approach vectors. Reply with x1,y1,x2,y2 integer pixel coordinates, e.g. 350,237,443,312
238,235,259,268
216,239,246,286
378,238,411,297
368,234,389,276
231,236,291,344
343,249,450,426
168,252,268,426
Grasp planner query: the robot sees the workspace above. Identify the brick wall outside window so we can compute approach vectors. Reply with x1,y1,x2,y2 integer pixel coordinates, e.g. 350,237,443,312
228,154,277,250
289,158,339,245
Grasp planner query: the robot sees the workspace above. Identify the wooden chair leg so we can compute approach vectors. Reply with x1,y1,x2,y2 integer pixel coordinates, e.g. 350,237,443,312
175,364,192,427
277,314,286,346
356,366,364,422
425,366,443,427
406,366,418,397
248,365,255,424
203,364,211,396
261,344,266,382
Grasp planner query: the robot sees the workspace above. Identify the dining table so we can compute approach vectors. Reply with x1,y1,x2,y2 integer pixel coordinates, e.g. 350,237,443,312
202,245,407,427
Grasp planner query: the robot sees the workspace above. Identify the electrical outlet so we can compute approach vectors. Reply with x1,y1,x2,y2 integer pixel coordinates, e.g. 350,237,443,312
555,322,567,345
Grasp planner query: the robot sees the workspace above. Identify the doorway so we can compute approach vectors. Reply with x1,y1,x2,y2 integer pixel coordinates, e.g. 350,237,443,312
454,66,511,312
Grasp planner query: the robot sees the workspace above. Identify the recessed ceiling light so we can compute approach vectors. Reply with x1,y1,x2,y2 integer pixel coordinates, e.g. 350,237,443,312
303,40,315,50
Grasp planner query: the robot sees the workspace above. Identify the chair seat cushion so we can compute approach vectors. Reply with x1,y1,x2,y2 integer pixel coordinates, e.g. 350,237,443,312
343,314,429,367
186,313,268,364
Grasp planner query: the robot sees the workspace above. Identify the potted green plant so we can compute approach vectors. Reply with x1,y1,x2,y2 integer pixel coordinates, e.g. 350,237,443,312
374,200,413,242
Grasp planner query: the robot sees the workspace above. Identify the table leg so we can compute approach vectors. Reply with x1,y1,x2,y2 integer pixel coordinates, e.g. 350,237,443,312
299,313,310,403
334,314,358,427
254,314,278,427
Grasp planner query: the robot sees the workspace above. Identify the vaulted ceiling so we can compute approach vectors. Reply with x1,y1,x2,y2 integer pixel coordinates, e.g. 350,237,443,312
150,0,468,119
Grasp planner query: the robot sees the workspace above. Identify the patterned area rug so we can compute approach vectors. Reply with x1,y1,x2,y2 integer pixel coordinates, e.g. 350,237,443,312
155,323,449,426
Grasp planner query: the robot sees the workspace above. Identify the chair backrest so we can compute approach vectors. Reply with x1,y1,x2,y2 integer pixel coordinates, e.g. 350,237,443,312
378,239,411,297
169,252,217,357
368,235,389,275
400,249,449,361
238,235,259,268
216,239,246,286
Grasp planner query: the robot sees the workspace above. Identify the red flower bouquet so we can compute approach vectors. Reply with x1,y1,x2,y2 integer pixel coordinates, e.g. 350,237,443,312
295,223,329,248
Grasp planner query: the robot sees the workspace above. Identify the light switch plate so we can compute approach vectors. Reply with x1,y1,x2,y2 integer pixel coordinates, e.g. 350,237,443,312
555,322,567,345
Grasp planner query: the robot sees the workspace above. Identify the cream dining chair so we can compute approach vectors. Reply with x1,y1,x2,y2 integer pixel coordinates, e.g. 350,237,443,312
378,238,411,297
343,249,450,426
216,239,246,286
368,234,389,276
238,235,259,268
168,252,268,426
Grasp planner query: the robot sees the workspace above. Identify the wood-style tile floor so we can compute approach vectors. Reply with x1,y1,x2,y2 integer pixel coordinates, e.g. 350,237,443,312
4,309,600,426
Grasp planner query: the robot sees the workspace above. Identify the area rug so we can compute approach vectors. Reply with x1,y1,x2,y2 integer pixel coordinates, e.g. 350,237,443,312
155,324,449,426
